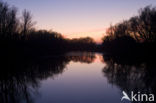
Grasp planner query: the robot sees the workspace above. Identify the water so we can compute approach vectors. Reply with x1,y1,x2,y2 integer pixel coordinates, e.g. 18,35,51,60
1,52,156,103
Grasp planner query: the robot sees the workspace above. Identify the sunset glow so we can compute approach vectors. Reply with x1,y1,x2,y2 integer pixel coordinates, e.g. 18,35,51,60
1,0,156,103
64,28,106,43
5,0,156,42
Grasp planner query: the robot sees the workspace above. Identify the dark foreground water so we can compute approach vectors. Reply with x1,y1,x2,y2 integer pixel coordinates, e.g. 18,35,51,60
1,52,156,103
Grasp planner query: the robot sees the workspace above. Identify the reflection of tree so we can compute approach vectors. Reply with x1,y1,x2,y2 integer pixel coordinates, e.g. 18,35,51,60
102,54,156,102
0,52,96,103
0,55,69,103
66,52,96,63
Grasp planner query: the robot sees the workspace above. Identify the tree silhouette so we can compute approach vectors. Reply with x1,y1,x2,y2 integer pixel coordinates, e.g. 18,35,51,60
20,9,35,40
0,1,97,58
0,1,19,40
102,5,156,57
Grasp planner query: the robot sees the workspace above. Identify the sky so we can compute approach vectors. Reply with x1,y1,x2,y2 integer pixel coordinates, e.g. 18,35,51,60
4,0,156,43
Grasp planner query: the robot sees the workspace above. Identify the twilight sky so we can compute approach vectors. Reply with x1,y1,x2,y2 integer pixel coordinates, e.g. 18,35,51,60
4,0,156,42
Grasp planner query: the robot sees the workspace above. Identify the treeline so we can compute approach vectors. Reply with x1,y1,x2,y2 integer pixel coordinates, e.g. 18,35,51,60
102,6,156,59
1,0,156,58
66,37,97,51
0,1,97,57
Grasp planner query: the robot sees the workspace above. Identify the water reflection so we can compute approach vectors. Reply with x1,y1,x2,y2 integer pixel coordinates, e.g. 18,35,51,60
0,52,96,103
102,54,156,103
1,53,156,103
66,52,96,63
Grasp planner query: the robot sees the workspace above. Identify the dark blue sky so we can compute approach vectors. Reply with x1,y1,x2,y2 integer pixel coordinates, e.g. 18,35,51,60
4,0,156,42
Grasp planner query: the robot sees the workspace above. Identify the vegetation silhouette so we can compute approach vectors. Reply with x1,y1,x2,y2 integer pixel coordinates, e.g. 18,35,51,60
102,5,156,60
0,1,97,59
1,0,156,102
1,0,156,59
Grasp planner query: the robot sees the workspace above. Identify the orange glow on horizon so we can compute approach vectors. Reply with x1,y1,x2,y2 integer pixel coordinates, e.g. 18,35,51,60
63,28,106,43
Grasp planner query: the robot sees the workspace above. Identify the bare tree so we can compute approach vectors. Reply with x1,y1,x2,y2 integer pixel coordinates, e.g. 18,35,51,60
21,9,35,39
0,1,19,39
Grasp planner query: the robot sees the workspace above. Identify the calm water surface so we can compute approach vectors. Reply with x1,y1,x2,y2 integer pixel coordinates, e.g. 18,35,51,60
1,52,156,103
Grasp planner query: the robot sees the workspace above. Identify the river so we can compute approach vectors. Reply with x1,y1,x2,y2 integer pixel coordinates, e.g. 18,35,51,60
0,52,155,103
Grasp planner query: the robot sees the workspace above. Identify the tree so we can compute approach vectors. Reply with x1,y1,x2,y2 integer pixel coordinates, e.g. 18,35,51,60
21,9,35,39
103,6,156,43
0,1,19,39
137,6,156,42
